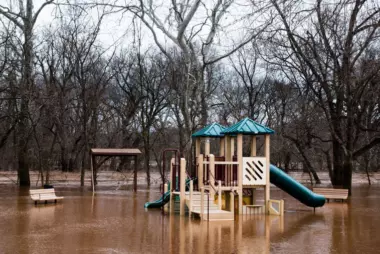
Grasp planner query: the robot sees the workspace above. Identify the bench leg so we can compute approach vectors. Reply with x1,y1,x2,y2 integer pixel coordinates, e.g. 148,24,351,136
55,199,57,203
45,200,47,204
35,201,37,205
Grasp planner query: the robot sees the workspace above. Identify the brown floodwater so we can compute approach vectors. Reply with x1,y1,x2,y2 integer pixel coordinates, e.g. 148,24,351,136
0,184,379,254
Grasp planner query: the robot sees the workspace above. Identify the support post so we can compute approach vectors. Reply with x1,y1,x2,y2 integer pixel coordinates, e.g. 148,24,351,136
164,183,169,212
225,136,231,161
197,154,204,189
250,136,257,156
209,154,215,198
195,138,201,157
205,138,210,156
237,134,243,214
169,158,175,213
231,138,235,157
134,155,138,192
200,187,205,220
218,180,222,210
90,154,95,193
229,191,234,215
250,137,256,205
189,180,193,217
219,137,225,156
180,158,186,216
264,134,270,213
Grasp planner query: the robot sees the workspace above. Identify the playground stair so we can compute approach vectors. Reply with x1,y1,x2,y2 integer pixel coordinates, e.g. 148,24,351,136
185,191,234,221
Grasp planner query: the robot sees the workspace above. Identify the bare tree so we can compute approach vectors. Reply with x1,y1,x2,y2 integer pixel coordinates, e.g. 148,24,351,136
267,0,380,192
0,0,54,185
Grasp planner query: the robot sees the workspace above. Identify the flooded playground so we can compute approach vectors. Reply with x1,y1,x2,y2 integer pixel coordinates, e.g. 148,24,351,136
0,184,379,254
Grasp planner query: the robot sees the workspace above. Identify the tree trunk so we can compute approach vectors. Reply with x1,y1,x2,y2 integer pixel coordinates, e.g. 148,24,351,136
17,23,34,186
143,130,151,186
331,140,352,193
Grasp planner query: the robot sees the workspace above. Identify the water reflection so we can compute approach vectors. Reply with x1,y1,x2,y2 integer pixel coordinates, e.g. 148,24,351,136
0,186,379,253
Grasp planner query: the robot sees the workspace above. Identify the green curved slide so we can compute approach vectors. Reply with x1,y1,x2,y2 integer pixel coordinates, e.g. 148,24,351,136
270,164,325,208
145,178,194,209
144,191,171,208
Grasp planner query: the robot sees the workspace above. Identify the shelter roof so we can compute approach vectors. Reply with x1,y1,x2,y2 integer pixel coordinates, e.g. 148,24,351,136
192,123,226,138
221,117,274,135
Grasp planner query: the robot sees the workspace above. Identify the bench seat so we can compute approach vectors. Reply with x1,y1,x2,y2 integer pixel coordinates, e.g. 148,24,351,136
313,188,348,202
30,188,64,204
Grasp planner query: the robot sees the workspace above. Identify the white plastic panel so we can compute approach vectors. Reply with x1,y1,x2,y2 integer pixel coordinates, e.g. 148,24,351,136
242,157,267,185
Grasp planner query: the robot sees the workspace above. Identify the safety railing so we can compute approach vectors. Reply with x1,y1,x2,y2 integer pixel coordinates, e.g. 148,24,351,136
197,154,238,188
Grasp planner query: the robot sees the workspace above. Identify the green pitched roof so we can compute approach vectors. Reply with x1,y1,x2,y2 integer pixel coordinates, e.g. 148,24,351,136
221,117,274,135
192,123,226,138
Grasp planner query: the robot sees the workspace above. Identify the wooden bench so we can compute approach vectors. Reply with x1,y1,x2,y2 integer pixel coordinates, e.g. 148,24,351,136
313,188,349,202
30,189,64,205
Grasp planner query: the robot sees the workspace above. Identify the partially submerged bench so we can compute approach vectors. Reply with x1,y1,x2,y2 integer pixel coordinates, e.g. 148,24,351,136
313,188,349,202
30,188,64,205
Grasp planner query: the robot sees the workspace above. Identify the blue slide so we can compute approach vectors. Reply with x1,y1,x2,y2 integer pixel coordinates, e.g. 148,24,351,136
144,191,171,208
144,178,195,209
270,164,325,208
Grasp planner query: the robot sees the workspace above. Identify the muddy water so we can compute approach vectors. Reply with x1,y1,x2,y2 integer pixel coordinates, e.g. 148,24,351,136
0,185,379,254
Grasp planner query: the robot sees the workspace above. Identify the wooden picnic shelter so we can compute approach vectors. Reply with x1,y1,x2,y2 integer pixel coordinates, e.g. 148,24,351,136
90,148,141,192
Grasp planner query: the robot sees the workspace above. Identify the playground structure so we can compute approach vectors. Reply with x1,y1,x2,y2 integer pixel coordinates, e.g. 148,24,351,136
145,118,325,221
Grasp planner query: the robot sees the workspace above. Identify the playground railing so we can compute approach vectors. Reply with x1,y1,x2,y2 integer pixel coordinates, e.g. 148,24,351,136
201,154,238,188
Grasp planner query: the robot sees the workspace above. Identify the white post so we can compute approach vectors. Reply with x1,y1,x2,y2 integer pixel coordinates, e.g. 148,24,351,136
180,158,186,216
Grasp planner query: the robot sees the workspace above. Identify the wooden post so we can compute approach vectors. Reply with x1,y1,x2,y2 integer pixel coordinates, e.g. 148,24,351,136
205,138,210,156
237,134,243,214
218,180,222,210
91,154,95,193
231,138,235,157
264,134,270,213
169,158,175,214
219,137,225,156
250,136,257,156
197,154,204,189
200,187,205,220
229,191,234,214
250,136,257,205
134,155,138,192
180,158,186,216
189,180,193,217
209,154,215,197
195,138,201,157
164,183,169,212
225,136,231,161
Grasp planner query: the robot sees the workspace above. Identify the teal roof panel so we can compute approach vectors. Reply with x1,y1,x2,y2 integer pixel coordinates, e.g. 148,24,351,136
221,117,274,135
192,123,226,138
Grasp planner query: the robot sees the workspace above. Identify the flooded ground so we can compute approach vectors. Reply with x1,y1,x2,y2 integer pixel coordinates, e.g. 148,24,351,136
0,183,380,254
